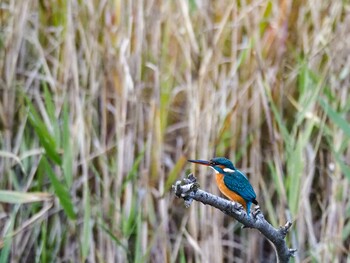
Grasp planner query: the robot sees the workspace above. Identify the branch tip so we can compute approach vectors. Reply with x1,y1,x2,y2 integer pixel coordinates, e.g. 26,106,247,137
289,248,297,257
172,174,200,199
279,221,293,237
187,173,197,183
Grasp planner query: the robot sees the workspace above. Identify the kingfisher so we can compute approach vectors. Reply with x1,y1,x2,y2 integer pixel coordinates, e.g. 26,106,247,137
188,157,258,218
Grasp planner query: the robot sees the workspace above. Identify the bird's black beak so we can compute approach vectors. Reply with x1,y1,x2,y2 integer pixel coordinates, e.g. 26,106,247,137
188,159,211,166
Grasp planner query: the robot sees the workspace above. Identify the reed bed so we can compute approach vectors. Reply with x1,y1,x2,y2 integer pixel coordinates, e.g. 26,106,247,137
0,0,349,262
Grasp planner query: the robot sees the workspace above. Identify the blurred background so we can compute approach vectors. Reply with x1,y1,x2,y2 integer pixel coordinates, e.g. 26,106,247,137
1,0,349,262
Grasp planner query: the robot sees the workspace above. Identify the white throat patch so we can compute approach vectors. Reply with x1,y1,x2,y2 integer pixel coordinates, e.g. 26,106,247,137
209,166,219,174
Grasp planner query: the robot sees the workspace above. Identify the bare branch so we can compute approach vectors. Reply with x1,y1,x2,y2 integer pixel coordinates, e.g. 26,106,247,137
173,173,297,263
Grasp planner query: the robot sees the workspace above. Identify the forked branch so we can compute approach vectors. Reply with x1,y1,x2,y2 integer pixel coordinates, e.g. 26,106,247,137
173,173,297,263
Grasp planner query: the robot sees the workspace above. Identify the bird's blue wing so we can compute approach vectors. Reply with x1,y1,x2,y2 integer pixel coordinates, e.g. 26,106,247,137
223,169,256,202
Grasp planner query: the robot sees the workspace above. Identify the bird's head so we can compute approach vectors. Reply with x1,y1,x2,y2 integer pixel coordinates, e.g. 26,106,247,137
188,157,236,174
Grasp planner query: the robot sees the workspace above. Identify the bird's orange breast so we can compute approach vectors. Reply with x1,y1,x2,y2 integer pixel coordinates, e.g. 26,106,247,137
215,173,247,210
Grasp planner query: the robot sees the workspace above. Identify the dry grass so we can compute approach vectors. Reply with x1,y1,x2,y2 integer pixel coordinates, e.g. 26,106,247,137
0,0,349,262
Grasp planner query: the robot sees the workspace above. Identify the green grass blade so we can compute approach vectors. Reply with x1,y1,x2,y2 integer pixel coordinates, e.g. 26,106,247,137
123,149,145,190
43,83,60,145
81,184,91,261
26,98,62,165
0,212,15,263
235,38,251,71
62,100,73,186
263,82,291,145
179,247,186,263
122,198,138,238
98,222,128,251
133,212,143,263
42,157,76,219
39,220,48,263
319,98,350,137
259,1,272,35
98,221,132,261
0,190,51,204
287,121,315,215
334,152,350,181
342,221,350,242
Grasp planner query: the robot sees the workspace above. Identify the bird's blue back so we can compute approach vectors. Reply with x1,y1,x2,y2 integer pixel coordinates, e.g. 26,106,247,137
223,169,256,203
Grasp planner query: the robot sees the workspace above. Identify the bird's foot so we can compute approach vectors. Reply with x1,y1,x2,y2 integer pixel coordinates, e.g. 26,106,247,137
252,205,262,219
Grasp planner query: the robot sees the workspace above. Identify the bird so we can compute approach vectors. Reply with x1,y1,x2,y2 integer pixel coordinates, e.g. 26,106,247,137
188,157,258,218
